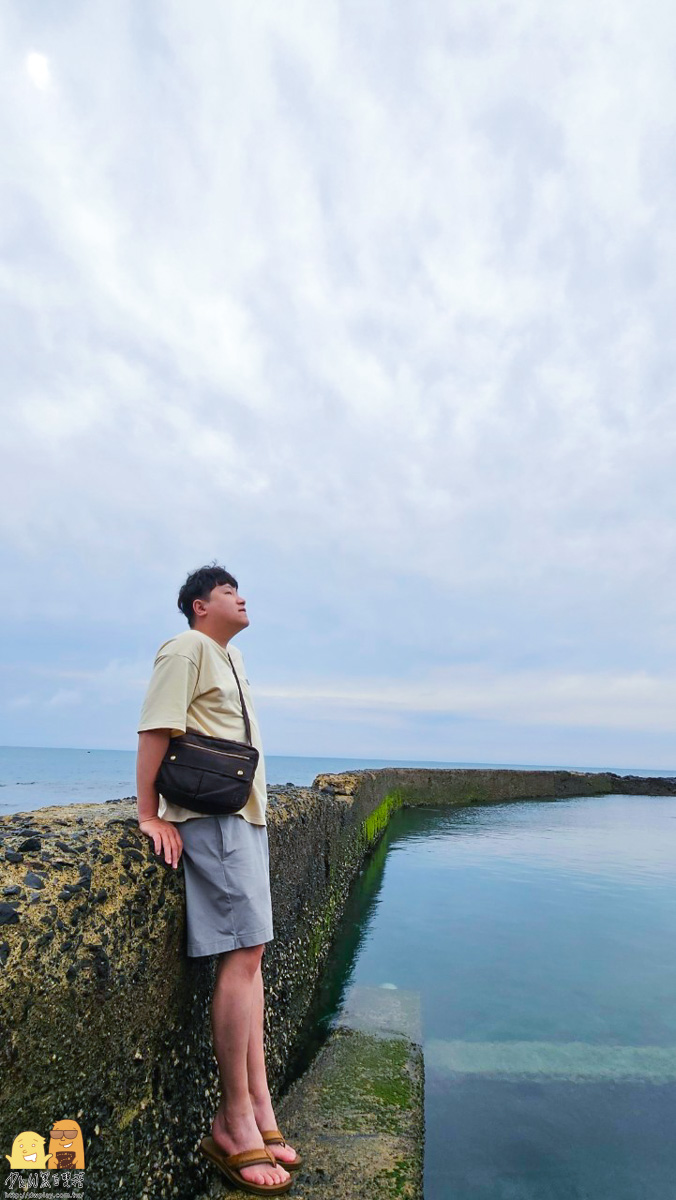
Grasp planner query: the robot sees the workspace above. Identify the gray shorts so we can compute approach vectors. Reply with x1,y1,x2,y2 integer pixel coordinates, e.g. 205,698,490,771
175,814,274,957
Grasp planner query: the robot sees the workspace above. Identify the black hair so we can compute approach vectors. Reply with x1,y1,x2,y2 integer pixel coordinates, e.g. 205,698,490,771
177,564,239,627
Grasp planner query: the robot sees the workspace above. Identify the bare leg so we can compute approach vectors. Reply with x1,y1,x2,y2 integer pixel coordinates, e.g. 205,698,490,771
247,956,299,1166
210,944,290,1188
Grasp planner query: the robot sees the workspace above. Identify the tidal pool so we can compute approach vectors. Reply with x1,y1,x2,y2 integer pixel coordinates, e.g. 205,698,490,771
283,793,676,1199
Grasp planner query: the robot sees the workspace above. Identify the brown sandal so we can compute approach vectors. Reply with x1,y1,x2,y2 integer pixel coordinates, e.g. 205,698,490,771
199,1136,293,1195
261,1128,304,1171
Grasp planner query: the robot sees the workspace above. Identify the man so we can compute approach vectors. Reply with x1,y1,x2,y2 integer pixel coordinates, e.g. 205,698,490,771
136,565,300,1195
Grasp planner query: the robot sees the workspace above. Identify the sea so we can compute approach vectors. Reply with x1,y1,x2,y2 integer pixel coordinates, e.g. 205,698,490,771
0,744,674,817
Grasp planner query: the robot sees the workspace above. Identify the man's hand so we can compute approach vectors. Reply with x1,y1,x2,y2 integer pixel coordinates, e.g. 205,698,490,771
136,730,182,867
139,816,183,869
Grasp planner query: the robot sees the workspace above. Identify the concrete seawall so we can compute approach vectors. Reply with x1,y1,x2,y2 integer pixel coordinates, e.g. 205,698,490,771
1,767,674,1198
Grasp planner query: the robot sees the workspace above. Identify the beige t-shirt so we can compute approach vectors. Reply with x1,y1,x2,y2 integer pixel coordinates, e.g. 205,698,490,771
137,629,267,826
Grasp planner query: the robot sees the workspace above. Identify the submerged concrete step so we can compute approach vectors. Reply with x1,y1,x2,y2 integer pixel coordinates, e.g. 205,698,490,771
335,983,423,1042
425,1038,676,1083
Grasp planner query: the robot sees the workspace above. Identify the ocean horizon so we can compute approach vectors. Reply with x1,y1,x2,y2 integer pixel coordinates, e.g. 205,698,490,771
1,743,675,818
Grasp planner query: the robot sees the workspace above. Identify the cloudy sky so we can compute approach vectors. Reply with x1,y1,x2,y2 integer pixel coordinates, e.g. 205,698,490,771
2,0,675,769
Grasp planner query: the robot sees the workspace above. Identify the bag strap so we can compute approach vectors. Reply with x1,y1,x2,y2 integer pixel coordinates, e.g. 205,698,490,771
227,653,253,746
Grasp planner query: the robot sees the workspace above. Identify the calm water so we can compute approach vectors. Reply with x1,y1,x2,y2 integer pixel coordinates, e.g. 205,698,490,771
286,795,676,1200
0,744,674,816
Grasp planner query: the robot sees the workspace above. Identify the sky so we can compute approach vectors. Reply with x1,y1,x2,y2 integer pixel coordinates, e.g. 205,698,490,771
1,0,675,769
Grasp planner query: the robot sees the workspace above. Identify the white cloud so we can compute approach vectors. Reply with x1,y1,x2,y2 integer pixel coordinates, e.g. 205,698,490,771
25,51,50,90
1,1,675,759
257,667,676,733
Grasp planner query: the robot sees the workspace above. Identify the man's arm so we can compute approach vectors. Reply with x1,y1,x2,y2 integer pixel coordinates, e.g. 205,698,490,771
136,730,183,868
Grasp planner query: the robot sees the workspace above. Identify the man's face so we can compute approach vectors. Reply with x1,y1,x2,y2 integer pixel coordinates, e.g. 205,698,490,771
196,583,249,630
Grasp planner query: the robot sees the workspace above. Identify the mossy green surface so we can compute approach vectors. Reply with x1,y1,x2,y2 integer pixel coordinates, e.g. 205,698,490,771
276,1026,424,1200
373,1157,420,1199
312,1031,414,1133
361,790,404,846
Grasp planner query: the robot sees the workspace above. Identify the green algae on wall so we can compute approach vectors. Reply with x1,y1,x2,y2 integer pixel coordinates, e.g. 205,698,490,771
361,790,404,848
